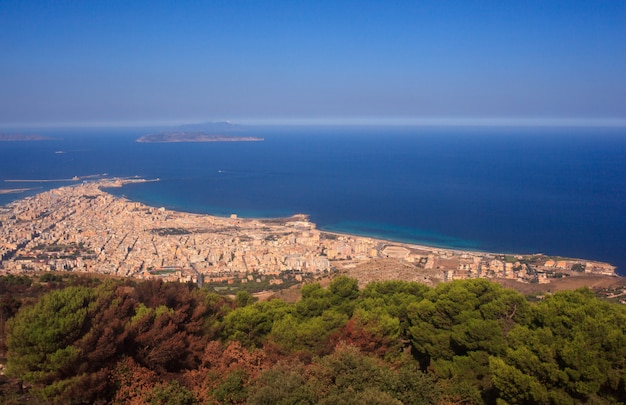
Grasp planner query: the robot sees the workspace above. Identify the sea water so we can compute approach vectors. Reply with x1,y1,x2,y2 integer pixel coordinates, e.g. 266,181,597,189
1,125,625,275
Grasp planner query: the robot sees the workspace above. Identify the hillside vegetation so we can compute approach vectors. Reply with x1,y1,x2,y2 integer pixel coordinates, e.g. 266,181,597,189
0,274,624,404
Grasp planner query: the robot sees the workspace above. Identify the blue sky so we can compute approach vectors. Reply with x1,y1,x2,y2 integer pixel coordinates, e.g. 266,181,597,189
1,0,625,127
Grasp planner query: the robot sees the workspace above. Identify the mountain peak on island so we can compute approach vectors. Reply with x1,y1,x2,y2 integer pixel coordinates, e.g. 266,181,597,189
173,121,242,133
136,132,263,143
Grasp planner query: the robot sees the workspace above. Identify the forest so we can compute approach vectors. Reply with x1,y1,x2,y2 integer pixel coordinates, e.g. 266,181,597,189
0,273,624,404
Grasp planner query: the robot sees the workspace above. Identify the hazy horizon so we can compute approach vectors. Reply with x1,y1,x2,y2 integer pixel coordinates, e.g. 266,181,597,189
2,117,626,132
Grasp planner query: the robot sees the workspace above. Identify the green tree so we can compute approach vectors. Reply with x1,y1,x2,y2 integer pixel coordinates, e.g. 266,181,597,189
305,344,438,404
270,309,348,354
359,280,430,326
212,368,249,404
6,286,96,399
235,290,256,308
296,282,332,318
490,357,549,404
247,361,314,405
222,299,291,347
328,276,360,316
6,287,93,381
492,289,626,404
407,279,531,402
307,344,398,403
148,380,197,405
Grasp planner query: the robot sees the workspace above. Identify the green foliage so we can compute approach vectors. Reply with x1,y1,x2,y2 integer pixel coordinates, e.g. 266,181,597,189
37,375,83,403
3,278,220,403
359,280,429,322
0,294,22,322
260,278,368,354
247,362,314,405
408,280,530,357
131,302,153,324
0,274,32,288
149,380,197,405
6,286,95,384
392,364,441,405
212,369,249,404
222,299,291,347
318,388,403,405
250,345,412,405
3,275,625,405
328,276,359,316
490,357,549,404
235,289,256,307
406,280,535,401
270,309,348,354
492,288,626,404
310,344,398,397
296,282,333,318
352,307,401,341
39,273,63,283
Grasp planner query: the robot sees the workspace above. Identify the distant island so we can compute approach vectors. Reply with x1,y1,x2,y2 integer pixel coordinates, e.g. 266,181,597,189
0,134,55,141
136,132,264,143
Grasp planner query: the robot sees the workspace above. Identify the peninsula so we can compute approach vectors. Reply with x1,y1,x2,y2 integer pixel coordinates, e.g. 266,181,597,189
136,132,264,143
0,187,39,195
0,179,619,293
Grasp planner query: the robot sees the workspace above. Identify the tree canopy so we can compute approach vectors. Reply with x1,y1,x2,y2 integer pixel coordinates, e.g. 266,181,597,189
1,275,624,404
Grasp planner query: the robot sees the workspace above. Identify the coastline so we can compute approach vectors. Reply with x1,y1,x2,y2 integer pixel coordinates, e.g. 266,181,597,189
86,183,624,280
0,178,618,287
2,129,624,279
321,226,612,273
319,223,482,252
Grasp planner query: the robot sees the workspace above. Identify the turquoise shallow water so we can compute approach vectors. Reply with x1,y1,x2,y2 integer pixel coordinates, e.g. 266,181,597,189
321,221,481,250
1,125,625,274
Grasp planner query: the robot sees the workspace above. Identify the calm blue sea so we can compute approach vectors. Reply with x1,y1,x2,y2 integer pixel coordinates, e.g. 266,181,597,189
1,125,625,275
